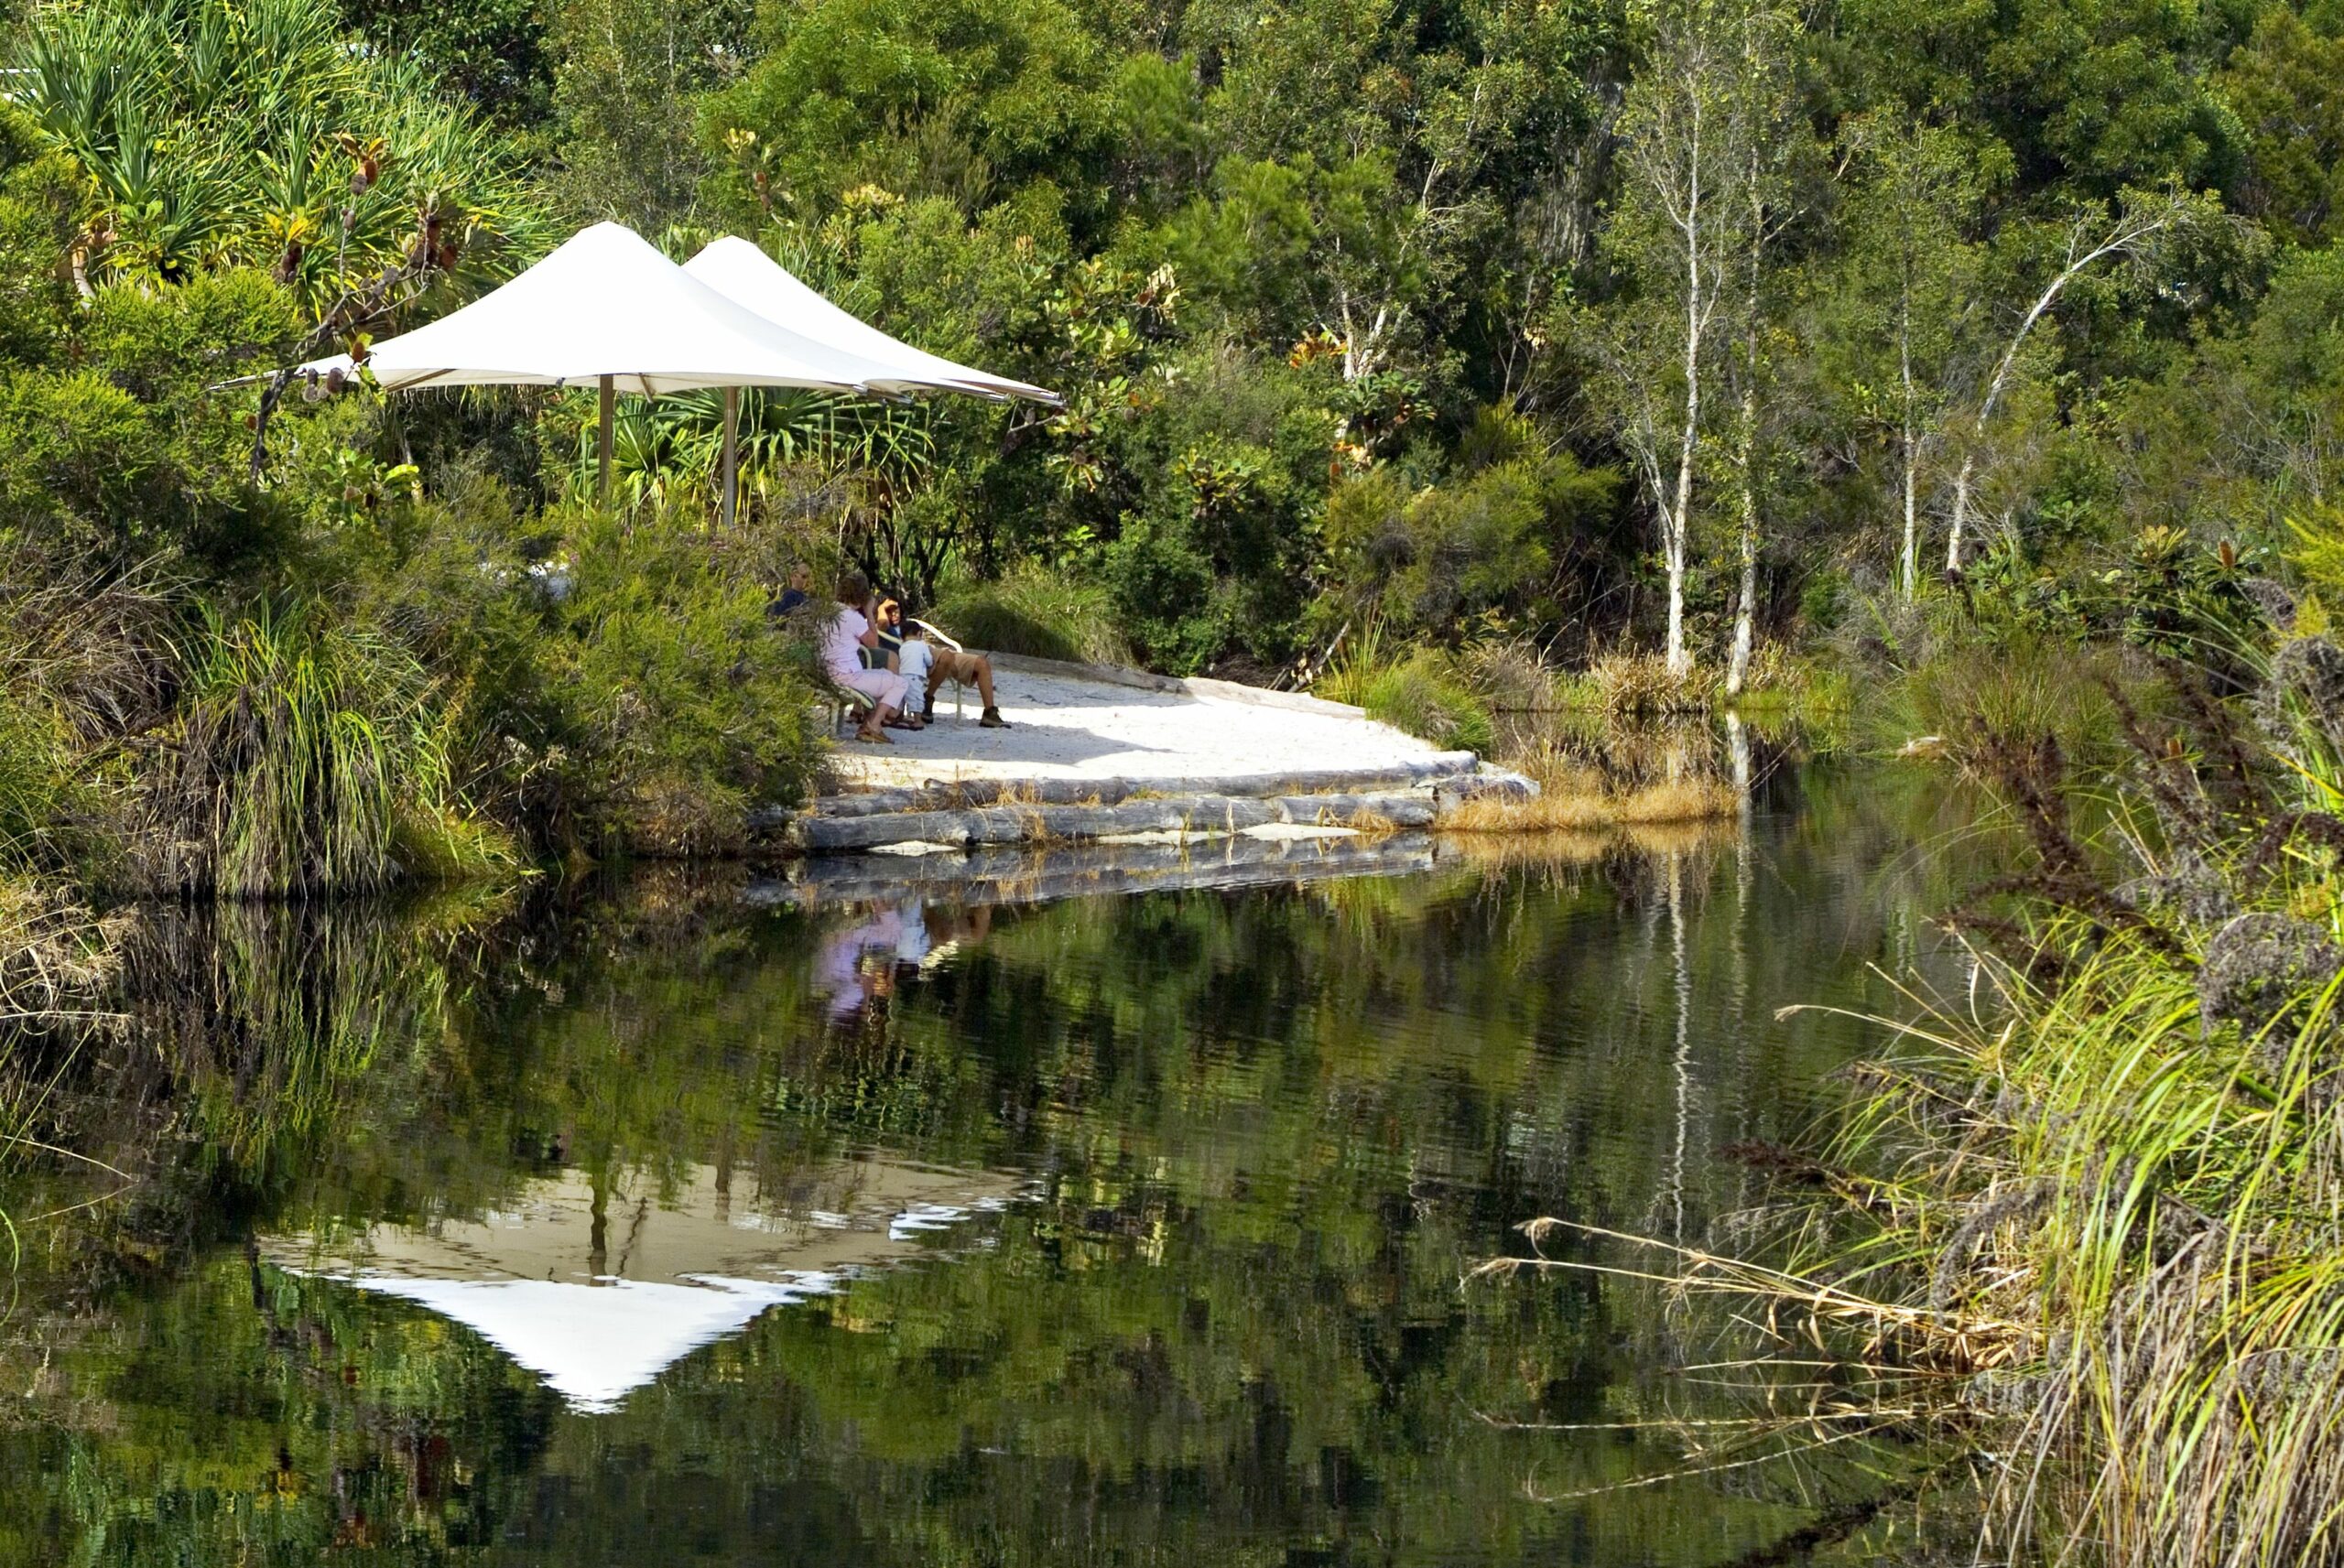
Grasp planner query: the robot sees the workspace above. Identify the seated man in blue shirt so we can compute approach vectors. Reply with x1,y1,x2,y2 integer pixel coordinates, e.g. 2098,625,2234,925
770,561,814,618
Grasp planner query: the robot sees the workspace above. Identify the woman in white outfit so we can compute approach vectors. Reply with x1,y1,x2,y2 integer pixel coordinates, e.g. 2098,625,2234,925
826,570,912,744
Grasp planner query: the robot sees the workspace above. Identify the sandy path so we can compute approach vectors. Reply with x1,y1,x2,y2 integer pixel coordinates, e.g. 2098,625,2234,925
828,656,1446,791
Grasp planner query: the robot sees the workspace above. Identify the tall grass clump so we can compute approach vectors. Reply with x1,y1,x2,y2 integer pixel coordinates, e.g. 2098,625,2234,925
0,546,177,879
1317,625,1498,753
1357,647,1495,753
1583,649,1709,719
1888,633,2132,763
146,600,495,897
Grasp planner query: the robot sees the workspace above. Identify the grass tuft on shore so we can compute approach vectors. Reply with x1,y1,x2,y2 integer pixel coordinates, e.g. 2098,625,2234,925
1440,747,1739,834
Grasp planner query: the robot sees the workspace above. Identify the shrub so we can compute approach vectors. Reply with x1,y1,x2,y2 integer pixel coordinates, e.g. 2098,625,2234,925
928,566,1134,667
307,491,825,858
538,508,823,853
1318,429,1619,642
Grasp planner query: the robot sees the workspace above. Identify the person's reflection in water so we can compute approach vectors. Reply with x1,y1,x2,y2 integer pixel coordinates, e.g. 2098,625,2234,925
814,901,1001,1022
815,906,904,1022
894,899,931,968
910,902,993,969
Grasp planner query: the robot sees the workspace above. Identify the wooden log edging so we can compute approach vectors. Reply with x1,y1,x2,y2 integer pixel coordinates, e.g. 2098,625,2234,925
788,752,1481,821
782,788,1440,853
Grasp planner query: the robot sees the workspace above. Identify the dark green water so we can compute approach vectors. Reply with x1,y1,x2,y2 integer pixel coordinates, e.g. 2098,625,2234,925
0,770,1988,1567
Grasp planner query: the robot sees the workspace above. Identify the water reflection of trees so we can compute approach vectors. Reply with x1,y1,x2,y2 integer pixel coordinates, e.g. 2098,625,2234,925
0,773,2003,1565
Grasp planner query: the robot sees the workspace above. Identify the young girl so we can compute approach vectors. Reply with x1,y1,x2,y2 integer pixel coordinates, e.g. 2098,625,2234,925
825,570,916,743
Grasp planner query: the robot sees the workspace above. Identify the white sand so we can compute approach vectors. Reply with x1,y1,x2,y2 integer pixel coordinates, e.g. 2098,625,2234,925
829,657,1449,791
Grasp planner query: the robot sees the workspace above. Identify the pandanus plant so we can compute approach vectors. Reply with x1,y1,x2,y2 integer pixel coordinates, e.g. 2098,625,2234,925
568,388,938,522
12,0,545,311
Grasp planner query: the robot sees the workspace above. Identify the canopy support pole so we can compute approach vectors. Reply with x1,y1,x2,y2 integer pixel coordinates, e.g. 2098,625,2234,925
721,386,739,529
597,374,614,506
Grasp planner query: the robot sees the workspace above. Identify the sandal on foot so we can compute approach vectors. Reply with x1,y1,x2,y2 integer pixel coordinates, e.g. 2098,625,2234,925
852,729,895,745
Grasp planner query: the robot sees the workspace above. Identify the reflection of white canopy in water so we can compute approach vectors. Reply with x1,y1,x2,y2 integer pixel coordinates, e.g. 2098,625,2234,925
682,237,1059,405
359,1273,817,1411
266,1157,1015,1413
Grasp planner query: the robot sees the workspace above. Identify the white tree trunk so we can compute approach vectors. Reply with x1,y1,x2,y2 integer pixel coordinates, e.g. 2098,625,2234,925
1946,451,1974,574
1665,108,1702,682
1945,200,2187,572
1726,130,1763,699
1726,438,1756,696
1899,300,1920,600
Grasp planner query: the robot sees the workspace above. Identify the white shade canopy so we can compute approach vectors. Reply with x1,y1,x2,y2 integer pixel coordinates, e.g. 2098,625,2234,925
357,221,904,395
684,236,1058,406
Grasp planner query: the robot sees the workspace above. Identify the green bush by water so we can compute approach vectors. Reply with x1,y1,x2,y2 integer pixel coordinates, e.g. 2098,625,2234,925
545,508,823,852
927,567,1134,668
1318,634,1496,753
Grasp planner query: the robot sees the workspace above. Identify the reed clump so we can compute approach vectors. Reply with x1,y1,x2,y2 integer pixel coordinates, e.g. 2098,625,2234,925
1742,647,2344,1563
143,600,515,897
1857,660,2344,1568
1439,752,1738,834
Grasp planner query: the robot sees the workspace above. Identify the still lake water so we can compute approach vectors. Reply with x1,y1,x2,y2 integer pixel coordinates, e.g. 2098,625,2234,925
0,768,1988,1566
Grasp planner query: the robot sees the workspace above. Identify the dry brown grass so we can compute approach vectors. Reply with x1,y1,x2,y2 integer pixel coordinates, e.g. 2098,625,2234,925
1614,777,1740,823
0,876,127,1031
1588,651,1711,719
1440,775,1737,834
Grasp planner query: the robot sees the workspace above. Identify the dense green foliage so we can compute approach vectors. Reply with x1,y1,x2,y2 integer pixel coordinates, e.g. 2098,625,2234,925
575,0,2339,685
0,0,2339,885
0,0,822,898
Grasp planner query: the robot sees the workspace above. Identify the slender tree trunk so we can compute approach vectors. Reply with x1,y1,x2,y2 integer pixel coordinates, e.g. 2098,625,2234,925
1898,297,1920,600
1665,108,1702,682
1725,135,1763,700
1726,393,1756,696
1944,202,2184,572
1946,452,1976,575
